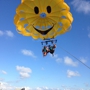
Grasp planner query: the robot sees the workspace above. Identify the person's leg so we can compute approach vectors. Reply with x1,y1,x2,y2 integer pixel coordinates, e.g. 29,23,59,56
53,44,56,48
50,50,54,54
43,52,47,56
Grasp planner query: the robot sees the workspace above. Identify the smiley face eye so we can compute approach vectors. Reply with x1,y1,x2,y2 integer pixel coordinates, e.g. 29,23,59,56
47,6,51,13
34,6,39,14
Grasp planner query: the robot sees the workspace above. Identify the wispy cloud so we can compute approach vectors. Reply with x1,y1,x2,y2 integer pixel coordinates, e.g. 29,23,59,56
5,30,14,37
71,0,90,14
0,78,4,81
56,58,62,63
0,30,14,37
0,70,7,74
35,87,60,90
50,53,58,58
64,56,78,67
87,26,90,38
61,85,84,90
67,70,80,78
41,67,44,70
84,83,90,87
80,57,87,63
16,66,32,79
0,30,4,36
21,49,37,58
50,53,62,64
53,54,58,58
0,83,61,90
1,70,7,74
88,33,90,38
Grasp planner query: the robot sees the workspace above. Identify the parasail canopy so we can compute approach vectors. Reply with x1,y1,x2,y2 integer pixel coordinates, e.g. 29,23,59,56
14,0,73,40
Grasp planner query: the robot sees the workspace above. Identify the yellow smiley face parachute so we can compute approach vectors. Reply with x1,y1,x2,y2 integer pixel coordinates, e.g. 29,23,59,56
14,0,73,40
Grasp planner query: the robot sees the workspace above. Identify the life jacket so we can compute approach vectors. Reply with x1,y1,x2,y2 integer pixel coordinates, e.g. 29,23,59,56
43,47,47,52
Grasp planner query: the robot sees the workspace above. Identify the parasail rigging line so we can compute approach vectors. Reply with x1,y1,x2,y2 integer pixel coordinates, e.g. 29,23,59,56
59,46,90,70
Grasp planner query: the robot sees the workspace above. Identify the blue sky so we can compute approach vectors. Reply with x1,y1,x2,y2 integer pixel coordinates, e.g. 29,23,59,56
0,0,90,90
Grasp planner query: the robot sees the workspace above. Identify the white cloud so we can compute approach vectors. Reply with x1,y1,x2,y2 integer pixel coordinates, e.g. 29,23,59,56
0,83,87,90
15,87,32,90
71,0,90,14
19,72,30,79
49,53,58,58
0,30,14,37
0,82,32,90
22,49,37,58
35,87,60,90
0,78,4,81
5,30,14,37
80,57,87,63
16,66,32,79
17,87,61,90
67,70,80,78
64,56,78,67
53,54,58,58
1,70,7,74
50,53,62,64
56,58,62,63
0,82,15,90
0,30,4,36
36,87,42,90
0,70,7,74
61,86,84,90
0,84,61,90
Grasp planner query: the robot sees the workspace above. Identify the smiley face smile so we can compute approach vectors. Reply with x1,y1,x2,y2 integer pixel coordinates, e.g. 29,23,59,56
33,24,54,35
